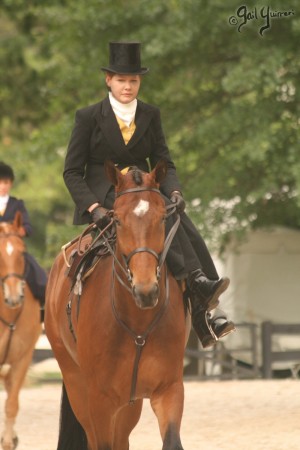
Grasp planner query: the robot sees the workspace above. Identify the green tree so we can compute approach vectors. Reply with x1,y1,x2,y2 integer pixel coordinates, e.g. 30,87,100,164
1,0,299,265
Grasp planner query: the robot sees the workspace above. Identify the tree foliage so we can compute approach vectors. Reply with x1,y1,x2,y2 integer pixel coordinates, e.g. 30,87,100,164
1,0,299,265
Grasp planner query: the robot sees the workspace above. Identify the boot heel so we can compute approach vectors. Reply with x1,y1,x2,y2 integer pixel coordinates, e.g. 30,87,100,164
192,310,218,348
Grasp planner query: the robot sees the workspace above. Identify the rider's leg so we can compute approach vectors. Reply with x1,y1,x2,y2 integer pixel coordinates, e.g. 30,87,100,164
163,201,235,347
24,253,47,307
24,253,47,322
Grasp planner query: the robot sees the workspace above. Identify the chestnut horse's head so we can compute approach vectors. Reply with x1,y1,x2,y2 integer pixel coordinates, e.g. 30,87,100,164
105,160,168,309
0,212,26,308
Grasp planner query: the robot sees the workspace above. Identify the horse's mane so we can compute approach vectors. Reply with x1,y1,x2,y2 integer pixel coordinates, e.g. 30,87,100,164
129,166,143,186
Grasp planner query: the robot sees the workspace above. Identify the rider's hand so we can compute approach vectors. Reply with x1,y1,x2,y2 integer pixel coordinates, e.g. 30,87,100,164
90,205,110,229
170,191,186,214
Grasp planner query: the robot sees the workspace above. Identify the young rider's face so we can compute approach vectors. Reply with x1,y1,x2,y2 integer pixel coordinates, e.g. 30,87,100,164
106,73,141,104
0,179,12,197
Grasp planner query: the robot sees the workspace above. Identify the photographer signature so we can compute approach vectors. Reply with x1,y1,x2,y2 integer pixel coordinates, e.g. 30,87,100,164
229,5,295,36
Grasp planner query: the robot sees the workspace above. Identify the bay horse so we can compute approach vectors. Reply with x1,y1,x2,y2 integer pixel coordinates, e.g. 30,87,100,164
0,213,42,450
45,160,190,450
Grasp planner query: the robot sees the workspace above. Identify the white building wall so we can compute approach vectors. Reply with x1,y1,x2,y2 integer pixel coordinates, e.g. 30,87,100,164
215,227,300,367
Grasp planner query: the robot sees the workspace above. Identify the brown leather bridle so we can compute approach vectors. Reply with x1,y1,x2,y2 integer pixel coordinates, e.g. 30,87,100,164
103,187,180,293
103,187,181,404
0,233,26,366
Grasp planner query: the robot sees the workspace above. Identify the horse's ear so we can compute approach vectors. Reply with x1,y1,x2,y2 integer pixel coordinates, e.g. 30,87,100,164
105,160,122,186
13,211,23,229
12,211,26,236
153,159,168,184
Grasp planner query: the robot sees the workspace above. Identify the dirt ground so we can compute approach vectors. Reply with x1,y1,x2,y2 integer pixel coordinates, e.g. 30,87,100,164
0,378,299,450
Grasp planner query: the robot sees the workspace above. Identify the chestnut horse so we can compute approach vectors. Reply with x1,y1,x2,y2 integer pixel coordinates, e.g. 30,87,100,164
0,213,42,450
45,160,190,450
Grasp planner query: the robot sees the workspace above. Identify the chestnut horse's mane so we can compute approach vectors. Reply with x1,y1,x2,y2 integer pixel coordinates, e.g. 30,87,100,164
129,166,143,186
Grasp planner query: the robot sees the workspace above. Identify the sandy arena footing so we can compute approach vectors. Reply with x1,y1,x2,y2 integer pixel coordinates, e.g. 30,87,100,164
0,378,299,449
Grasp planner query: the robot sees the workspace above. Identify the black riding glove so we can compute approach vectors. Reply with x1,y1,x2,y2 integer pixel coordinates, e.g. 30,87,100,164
170,191,186,214
90,206,110,229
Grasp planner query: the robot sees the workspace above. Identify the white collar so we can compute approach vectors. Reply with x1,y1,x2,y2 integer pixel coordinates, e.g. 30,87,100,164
0,195,9,207
109,92,137,127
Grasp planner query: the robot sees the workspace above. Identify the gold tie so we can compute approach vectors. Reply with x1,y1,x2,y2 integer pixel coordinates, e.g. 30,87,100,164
115,116,136,145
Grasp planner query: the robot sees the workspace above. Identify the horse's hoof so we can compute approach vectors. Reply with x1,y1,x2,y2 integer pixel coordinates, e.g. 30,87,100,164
1,436,18,450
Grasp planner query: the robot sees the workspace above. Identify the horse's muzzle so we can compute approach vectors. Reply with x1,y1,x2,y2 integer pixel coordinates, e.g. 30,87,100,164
3,279,25,309
132,283,159,309
4,296,24,309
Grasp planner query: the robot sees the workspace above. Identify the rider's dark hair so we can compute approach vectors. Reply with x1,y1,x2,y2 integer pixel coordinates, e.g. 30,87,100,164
0,162,14,181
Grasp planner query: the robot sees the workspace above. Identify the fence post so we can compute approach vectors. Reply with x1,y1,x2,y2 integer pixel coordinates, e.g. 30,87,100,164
262,321,273,379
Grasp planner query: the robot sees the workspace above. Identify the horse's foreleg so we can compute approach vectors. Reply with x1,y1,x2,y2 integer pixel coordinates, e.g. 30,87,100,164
2,373,17,450
112,399,143,450
86,390,127,450
1,352,32,450
150,382,184,450
1,379,18,450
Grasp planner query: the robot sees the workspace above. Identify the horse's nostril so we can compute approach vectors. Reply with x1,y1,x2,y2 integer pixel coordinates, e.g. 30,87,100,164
133,283,159,308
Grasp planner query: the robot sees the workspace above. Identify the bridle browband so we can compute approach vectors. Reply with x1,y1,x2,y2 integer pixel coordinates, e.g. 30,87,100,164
115,187,161,198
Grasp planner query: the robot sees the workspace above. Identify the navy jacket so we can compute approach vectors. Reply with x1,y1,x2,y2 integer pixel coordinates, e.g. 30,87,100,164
63,96,182,225
0,196,33,236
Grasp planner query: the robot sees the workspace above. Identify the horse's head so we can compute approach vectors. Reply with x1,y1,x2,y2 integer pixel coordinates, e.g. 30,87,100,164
105,160,168,309
0,212,26,309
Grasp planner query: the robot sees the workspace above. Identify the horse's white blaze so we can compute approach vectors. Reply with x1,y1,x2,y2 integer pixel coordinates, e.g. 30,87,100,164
133,199,149,217
6,241,14,256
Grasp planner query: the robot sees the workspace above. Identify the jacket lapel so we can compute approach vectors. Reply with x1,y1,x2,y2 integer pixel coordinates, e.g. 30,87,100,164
96,97,127,155
126,101,152,150
95,97,153,160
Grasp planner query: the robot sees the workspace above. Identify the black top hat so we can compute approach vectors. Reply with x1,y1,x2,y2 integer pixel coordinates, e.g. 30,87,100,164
0,162,14,181
101,42,149,75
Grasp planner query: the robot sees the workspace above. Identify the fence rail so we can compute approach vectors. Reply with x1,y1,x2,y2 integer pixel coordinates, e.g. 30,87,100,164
33,321,300,380
185,322,259,380
261,321,300,379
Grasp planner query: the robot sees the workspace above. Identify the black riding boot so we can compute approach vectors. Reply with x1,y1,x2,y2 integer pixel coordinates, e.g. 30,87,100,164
187,269,235,348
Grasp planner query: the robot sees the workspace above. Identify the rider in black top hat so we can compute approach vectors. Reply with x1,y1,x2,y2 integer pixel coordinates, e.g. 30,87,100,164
0,162,47,320
63,42,235,347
